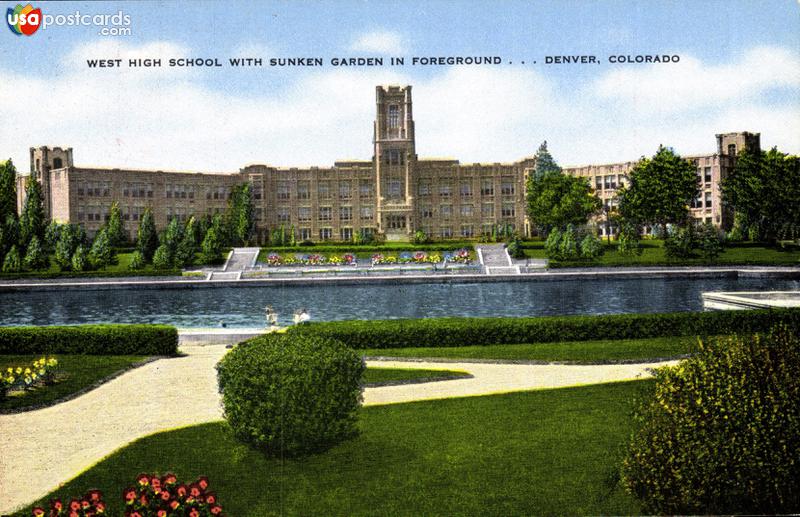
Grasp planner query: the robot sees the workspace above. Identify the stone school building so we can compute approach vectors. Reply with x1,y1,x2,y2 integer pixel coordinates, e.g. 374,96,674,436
17,85,759,241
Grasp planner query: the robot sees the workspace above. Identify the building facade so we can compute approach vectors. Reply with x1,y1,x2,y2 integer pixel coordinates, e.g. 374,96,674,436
17,85,759,241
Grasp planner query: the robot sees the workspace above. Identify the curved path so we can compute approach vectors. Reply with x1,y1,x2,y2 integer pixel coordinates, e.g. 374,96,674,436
0,345,678,514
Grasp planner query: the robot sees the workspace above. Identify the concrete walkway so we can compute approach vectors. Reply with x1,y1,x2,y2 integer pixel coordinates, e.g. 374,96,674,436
0,344,677,513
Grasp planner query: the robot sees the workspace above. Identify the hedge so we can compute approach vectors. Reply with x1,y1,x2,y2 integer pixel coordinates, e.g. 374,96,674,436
0,324,179,355
261,243,476,254
0,269,182,280
288,309,800,349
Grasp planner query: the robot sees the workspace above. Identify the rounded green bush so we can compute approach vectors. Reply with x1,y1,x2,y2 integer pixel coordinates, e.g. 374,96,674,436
622,325,800,514
216,334,365,456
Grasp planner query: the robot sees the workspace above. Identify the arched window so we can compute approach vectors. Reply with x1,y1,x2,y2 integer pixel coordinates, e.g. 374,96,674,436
53,157,63,169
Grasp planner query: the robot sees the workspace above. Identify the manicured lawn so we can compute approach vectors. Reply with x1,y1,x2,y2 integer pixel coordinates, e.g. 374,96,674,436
523,240,800,266
24,381,647,516
0,355,148,411
363,367,470,384
362,336,699,363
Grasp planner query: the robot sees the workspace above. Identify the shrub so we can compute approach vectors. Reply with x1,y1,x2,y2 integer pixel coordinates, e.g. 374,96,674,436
544,228,562,258
558,225,579,259
152,244,172,270
664,225,694,258
697,221,725,260
413,230,429,245
617,223,643,256
579,233,604,259
3,244,21,272
23,235,49,270
128,250,145,270
622,325,800,514
88,228,113,269
71,245,88,272
288,309,800,349
217,333,364,456
0,324,178,355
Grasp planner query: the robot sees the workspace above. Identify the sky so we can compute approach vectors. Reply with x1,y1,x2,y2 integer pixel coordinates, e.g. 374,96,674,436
1,0,798,172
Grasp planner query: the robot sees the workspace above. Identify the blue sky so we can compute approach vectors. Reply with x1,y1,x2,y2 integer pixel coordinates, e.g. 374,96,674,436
1,0,798,171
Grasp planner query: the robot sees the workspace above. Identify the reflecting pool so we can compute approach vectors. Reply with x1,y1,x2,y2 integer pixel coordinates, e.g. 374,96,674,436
1,277,797,328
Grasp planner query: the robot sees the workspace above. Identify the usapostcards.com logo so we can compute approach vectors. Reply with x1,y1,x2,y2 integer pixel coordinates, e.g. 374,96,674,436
7,4,131,37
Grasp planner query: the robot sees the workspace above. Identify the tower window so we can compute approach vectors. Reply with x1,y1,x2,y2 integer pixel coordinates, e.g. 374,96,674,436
53,158,63,169
728,143,737,156
388,105,399,128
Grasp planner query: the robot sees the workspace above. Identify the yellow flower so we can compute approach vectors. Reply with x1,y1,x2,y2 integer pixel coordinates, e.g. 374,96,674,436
48,358,58,367
6,368,11,374
15,367,22,375
38,369,46,376
7,376,14,384
24,368,31,375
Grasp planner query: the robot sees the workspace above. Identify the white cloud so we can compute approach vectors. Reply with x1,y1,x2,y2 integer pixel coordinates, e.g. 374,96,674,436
592,45,800,116
0,40,798,175
348,30,406,55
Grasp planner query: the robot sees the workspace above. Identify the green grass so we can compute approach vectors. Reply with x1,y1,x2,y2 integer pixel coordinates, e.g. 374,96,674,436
362,367,470,384
523,240,800,266
0,355,148,411
24,381,647,516
362,336,700,363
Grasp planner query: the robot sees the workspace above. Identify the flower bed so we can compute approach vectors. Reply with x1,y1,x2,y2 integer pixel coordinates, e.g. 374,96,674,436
262,249,474,267
33,473,225,516
1,357,58,400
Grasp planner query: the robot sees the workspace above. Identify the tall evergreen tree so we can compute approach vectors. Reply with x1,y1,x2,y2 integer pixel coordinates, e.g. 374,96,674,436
136,207,158,262
532,141,562,179
0,160,18,224
226,183,255,246
23,235,48,270
88,228,113,269
19,175,46,247
105,201,126,247
618,146,699,236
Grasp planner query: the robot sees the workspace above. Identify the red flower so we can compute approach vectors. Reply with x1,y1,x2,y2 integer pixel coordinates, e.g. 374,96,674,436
190,484,201,497
95,501,106,513
151,477,161,490
160,490,171,501
189,509,200,517
136,473,150,486
87,490,102,502
129,512,142,517
124,488,136,503
69,512,78,517
211,505,223,515
169,500,179,510
163,473,177,485
176,485,187,497
69,500,81,511
197,476,209,491
31,507,45,517
139,494,148,506
81,500,91,509
205,493,216,504
157,511,167,517
50,499,63,511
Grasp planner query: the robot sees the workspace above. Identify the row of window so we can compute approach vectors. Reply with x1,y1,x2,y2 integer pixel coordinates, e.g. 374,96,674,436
295,227,375,241
276,206,375,223
419,224,516,239
277,180,374,200
419,204,516,218
76,182,112,197
418,179,516,197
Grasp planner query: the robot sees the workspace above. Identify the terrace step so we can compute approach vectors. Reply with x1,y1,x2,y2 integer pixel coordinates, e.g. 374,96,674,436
223,247,261,272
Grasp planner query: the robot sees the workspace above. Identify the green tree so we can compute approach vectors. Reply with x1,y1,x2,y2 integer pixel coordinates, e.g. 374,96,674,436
527,172,601,235
618,146,699,236
106,201,126,247
71,245,88,272
226,183,255,246
136,207,158,262
88,228,113,269
3,214,19,251
162,217,184,256
617,222,643,256
532,141,562,179
0,160,18,224
23,235,48,270
55,224,80,270
44,221,62,251
201,226,223,264
128,250,145,270
19,175,46,246
174,216,198,268
2,245,21,272
696,221,724,260
721,147,800,242
152,243,172,270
